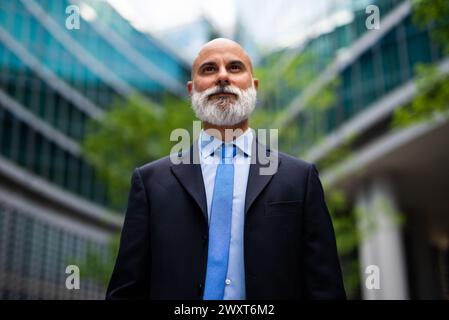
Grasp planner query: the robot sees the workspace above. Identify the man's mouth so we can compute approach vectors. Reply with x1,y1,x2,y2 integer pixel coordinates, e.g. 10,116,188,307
208,92,237,99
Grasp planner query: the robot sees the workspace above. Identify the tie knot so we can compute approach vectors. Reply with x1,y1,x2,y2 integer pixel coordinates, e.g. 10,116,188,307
220,143,236,163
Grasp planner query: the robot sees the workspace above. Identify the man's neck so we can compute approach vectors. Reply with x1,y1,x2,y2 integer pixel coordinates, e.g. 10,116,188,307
203,119,249,142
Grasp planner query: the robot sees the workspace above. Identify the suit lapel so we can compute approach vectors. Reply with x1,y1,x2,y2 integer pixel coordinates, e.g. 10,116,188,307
244,138,281,214
169,136,281,223
170,140,208,224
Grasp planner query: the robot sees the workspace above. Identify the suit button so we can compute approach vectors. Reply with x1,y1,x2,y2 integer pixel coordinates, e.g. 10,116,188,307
202,235,208,246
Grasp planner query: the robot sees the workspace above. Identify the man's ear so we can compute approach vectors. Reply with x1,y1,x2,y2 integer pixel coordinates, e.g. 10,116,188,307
253,78,259,91
187,81,193,96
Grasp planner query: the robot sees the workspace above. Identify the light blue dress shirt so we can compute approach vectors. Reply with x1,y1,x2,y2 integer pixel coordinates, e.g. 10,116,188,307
198,128,253,300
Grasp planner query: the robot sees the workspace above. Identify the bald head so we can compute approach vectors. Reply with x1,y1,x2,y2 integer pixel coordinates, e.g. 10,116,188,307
191,38,254,78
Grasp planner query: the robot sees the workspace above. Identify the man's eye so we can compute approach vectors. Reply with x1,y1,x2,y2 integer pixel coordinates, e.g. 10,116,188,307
230,65,242,71
203,66,215,73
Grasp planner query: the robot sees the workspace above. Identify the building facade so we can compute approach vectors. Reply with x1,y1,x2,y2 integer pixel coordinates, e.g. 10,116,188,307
261,0,449,299
0,0,189,299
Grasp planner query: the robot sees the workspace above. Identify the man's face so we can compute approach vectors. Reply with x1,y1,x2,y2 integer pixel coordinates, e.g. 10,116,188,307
187,40,259,126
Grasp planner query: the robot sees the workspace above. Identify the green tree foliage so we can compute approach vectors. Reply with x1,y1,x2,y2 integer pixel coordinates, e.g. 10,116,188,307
79,94,194,289
82,94,195,209
413,0,449,54
393,64,449,127
393,0,449,127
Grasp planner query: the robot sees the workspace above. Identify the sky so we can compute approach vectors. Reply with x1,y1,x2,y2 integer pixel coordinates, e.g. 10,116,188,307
107,0,237,36
106,0,353,51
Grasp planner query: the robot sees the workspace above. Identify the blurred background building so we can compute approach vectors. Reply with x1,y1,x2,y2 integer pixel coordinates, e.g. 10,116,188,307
0,0,189,299
258,0,449,299
0,0,448,299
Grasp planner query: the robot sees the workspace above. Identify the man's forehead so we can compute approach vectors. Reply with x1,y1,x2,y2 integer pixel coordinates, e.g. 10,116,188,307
196,51,248,66
192,41,253,73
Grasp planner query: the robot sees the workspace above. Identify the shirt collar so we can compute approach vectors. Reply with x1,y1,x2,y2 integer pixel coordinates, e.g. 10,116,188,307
199,128,253,159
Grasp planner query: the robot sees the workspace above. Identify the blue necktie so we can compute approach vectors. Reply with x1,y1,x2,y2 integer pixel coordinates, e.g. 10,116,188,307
203,143,236,300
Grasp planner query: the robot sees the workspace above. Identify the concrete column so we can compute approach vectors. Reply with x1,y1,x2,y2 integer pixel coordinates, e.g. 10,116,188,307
356,177,409,299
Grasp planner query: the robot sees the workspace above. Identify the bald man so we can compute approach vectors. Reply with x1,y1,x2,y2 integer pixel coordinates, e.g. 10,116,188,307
106,38,346,300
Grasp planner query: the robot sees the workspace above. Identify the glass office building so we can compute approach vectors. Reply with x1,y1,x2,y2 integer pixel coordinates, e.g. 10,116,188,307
281,0,443,153
0,0,189,299
259,0,449,299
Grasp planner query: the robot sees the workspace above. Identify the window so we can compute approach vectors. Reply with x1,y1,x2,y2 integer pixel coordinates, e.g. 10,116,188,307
381,30,401,92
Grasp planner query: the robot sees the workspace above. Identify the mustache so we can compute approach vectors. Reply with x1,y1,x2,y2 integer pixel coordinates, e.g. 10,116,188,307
206,85,241,98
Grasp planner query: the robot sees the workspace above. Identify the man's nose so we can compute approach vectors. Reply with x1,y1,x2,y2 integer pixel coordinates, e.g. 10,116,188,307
216,67,230,87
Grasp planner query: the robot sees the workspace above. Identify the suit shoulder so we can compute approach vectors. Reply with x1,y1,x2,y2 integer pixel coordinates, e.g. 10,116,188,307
136,155,173,175
277,150,314,172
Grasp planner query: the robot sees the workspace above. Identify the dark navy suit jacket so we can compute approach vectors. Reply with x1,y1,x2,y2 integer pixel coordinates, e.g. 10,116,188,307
106,139,346,300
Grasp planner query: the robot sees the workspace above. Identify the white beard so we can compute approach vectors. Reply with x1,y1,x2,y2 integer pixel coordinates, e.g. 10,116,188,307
191,84,257,126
